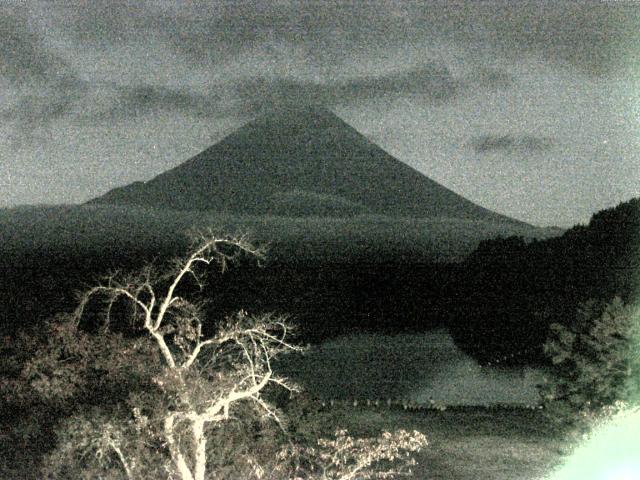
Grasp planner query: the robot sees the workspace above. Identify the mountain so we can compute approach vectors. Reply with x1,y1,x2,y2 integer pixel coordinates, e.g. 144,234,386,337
89,106,526,225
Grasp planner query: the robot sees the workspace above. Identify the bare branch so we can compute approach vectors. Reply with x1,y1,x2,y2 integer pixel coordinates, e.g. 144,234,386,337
109,441,133,480
153,234,263,333
62,232,323,480
201,368,273,423
73,285,151,328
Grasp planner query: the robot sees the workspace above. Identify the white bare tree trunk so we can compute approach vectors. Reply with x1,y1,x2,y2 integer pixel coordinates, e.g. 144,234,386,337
164,415,196,480
73,234,299,480
192,419,208,480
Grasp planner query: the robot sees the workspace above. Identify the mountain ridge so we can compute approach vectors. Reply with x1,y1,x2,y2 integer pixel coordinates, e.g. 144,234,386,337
89,106,528,226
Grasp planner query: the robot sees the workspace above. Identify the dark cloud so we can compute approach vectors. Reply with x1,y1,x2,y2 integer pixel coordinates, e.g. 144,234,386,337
101,61,505,122
56,61,459,124
0,4,87,146
2,0,637,149
53,2,425,66
51,0,160,45
444,1,640,77
1,76,88,148
12,1,637,84
469,135,555,154
0,7,74,84
2,82,226,145
153,1,639,77
462,67,515,91
98,85,225,121
235,62,459,115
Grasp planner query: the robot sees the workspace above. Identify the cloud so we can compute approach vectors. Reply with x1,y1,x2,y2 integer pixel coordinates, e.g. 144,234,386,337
158,2,640,77
0,5,88,146
235,62,460,115
426,1,640,77
0,75,89,148
97,85,225,121
2,0,636,149
462,67,515,91
52,1,638,77
469,134,555,154
0,7,75,85
495,2,639,77
10,2,637,84
101,58,470,121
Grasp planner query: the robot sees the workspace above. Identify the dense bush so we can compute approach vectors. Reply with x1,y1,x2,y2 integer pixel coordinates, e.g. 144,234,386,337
4,232,428,479
540,296,640,427
452,197,640,367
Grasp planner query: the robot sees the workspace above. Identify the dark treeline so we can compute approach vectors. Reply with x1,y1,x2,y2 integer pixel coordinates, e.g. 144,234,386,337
0,237,182,337
449,197,640,366
1,198,638,369
212,196,639,366
0,245,457,343
204,261,459,342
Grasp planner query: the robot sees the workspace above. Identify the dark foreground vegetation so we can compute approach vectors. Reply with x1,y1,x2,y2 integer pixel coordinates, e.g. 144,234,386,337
0,197,638,477
450,197,639,365
1,234,430,479
1,198,636,365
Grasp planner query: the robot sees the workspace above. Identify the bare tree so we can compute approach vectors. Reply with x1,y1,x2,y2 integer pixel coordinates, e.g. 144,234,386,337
51,232,302,479
22,231,427,479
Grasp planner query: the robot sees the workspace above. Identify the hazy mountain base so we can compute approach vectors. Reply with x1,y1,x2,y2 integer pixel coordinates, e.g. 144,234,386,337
2,198,635,368
0,204,558,349
0,204,556,264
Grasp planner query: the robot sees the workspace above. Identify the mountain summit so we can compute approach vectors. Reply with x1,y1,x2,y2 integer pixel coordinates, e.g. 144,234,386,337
90,106,524,224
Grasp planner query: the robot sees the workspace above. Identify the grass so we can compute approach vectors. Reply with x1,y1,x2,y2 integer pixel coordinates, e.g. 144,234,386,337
0,402,577,480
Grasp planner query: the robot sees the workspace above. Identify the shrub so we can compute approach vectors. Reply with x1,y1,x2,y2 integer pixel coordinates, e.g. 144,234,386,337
540,296,639,428
17,232,428,479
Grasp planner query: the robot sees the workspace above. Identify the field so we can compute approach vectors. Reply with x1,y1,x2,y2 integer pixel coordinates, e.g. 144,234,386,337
1,330,572,479
0,401,570,479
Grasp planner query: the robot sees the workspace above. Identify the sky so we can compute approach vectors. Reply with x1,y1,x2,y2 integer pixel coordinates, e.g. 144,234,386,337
1,0,639,227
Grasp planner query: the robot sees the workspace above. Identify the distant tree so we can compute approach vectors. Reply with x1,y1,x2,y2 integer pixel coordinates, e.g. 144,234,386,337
18,231,427,479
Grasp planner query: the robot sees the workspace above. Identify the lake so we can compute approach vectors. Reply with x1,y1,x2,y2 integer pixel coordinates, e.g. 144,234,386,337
276,330,544,406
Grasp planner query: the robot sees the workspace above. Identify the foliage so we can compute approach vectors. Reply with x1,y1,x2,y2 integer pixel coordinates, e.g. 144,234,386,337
544,402,640,480
17,232,428,479
452,197,640,367
540,296,640,428
275,428,428,480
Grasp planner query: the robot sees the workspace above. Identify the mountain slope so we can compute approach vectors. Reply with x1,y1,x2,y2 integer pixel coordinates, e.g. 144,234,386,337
89,106,526,225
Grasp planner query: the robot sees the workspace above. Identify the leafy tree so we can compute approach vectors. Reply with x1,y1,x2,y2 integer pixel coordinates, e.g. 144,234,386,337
540,296,640,427
17,232,427,479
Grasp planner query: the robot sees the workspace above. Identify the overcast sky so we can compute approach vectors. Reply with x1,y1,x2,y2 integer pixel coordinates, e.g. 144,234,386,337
1,1,639,227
